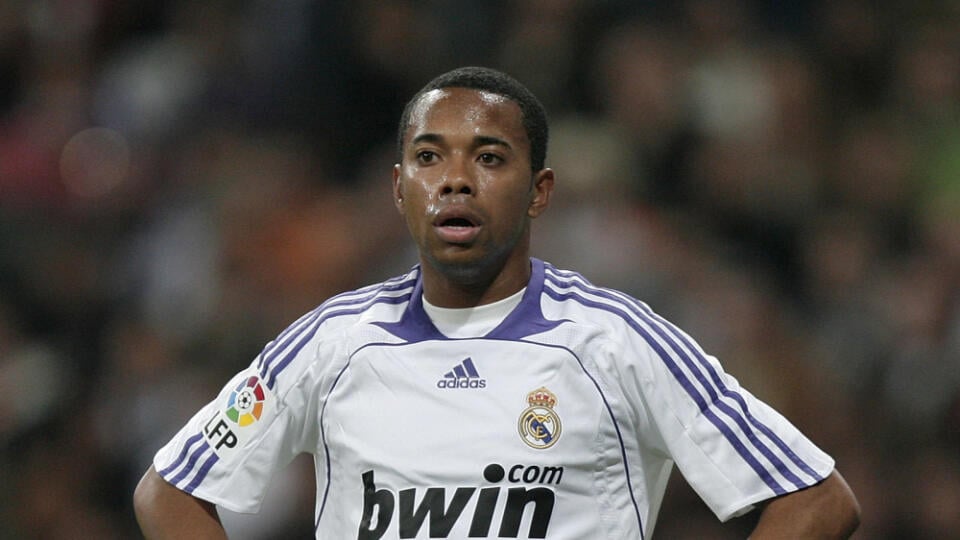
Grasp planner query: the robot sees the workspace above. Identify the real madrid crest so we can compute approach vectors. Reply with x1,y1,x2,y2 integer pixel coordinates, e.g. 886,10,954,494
518,387,562,449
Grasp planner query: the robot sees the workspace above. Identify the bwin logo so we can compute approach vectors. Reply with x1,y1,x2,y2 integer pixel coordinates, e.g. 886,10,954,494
436,357,487,389
357,463,562,539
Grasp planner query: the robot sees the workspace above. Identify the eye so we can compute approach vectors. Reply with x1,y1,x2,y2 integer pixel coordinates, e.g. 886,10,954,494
478,153,502,165
416,150,437,164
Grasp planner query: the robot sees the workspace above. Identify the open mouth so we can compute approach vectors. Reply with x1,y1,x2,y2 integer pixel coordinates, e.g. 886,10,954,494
434,209,482,243
440,217,475,228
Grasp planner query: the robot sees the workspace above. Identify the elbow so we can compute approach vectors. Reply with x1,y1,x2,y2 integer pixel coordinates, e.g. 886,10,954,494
133,466,162,529
826,470,862,538
840,489,862,538
754,469,862,539
133,470,152,523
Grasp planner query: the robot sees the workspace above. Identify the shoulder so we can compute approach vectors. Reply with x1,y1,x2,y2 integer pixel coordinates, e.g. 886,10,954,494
539,261,657,334
536,260,699,372
310,267,421,329
255,268,420,391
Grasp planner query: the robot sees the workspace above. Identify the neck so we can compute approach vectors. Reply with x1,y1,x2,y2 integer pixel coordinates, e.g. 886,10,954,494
420,255,532,308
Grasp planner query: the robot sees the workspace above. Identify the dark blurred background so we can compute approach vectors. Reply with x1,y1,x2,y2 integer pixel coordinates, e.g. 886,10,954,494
1,0,958,538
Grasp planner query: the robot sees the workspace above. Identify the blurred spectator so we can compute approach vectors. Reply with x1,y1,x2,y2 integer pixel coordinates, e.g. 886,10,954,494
1,1,958,537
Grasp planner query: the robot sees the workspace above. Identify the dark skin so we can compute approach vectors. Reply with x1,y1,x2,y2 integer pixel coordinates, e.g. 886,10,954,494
134,86,860,538
134,466,225,539
392,87,553,308
752,471,860,538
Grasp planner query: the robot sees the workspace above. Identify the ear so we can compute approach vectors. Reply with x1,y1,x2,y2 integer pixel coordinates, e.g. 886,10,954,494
392,163,404,214
527,168,554,219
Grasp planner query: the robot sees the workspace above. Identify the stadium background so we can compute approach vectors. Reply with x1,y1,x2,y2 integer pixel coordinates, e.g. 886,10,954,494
1,0,958,537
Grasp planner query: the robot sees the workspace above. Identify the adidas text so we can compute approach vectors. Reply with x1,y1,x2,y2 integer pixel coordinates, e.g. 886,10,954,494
436,378,487,389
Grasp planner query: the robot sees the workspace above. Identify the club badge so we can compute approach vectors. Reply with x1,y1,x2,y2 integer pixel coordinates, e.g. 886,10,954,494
518,387,561,449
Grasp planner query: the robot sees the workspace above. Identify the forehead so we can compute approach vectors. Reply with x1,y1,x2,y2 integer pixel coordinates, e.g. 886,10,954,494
405,87,527,145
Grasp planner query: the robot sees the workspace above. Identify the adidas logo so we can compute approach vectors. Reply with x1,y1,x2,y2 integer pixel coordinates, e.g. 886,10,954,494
436,357,487,389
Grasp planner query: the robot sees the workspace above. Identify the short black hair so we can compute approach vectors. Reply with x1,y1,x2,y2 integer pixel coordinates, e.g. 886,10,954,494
396,66,549,172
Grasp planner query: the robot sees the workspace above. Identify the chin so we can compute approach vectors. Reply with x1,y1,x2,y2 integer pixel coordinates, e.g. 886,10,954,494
426,250,499,285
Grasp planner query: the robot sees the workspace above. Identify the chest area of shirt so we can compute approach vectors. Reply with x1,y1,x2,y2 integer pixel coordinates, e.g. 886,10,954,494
323,339,612,468
319,339,635,538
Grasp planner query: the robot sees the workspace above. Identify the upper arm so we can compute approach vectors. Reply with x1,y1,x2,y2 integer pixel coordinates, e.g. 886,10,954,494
134,465,227,539
152,351,325,513
751,470,860,539
617,316,836,519
631,346,835,518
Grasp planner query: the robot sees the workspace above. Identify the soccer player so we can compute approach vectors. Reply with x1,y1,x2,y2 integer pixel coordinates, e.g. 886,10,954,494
134,66,860,538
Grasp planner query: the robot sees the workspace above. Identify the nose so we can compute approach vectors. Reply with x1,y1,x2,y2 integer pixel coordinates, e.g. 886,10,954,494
439,157,474,196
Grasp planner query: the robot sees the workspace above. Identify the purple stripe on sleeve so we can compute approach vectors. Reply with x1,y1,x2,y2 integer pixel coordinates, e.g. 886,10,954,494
629,295,825,484
264,292,413,390
158,432,203,478
545,266,823,487
259,275,418,387
167,439,213,488
258,308,324,380
257,306,324,371
183,451,220,494
542,277,788,494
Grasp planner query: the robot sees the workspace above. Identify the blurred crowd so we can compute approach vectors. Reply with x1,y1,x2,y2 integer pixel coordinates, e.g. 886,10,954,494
1,0,958,538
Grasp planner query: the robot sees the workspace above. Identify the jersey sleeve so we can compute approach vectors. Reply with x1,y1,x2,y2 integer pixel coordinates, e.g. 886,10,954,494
153,338,323,513
625,318,835,521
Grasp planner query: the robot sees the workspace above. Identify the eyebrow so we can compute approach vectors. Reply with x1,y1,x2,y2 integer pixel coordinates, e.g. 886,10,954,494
475,135,512,150
410,133,513,151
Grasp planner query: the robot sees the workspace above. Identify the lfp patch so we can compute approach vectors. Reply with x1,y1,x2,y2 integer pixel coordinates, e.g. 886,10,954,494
226,376,265,427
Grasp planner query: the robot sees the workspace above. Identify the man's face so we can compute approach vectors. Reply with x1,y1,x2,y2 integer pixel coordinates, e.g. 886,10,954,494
393,87,552,284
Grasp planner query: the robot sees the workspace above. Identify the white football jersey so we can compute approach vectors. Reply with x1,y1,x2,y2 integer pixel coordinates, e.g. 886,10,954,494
154,259,834,539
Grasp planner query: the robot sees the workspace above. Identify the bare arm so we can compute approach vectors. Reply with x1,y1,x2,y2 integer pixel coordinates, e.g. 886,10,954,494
750,470,860,539
134,465,228,539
